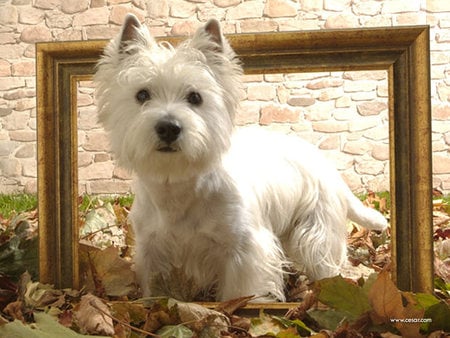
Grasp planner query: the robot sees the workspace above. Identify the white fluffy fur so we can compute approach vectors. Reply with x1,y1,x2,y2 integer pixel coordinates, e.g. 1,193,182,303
95,14,388,302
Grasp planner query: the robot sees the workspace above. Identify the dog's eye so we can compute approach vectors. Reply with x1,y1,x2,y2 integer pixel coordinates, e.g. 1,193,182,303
186,91,202,105
136,89,151,104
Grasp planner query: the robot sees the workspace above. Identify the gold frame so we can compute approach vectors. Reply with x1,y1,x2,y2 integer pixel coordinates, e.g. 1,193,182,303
37,26,433,294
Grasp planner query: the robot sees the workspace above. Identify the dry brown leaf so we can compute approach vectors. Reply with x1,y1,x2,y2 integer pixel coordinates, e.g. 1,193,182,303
369,270,404,324
215,295,255,316
368,271,423,337
79,244,137,297
73,293,114,336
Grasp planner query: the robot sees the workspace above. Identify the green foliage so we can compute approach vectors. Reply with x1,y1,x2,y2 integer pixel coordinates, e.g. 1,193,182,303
79,194,134,213
0,194,37,219
0,312,109,338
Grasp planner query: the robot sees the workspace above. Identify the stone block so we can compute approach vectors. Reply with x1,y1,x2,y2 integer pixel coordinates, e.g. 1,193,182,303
45,10,73,29
171,21,197,35
15,98,36,111
11,61,35,76
382,0,420,14
214,0,240,7
260,105,299,125
78,152,93,167
0,6,18,25
318,87,343,101
355,159,384,175
110,6,145,25
148,0,169,18
300,0,323,11
61,0,89,14
73,7,109,26
240,19,278,33
333,108,357,121
79,161,115,180
360,15,392,27
88,180,132,194
344,80,377,93
312,120,348,133
341,170,362,192
18,7,44,25
288,96,316,107
343,70,387,81
0,158,21,177
433,104,450,120
0,44,24,60
247,84,276,101
94,153,111,162
371,144,389,161
20,25,52,43
318,134,340,150
78,106,100,130
324,0,351,11
235,101,260,125
113,166,133,180
197,2,226,22
306,78,344,90
9,130,35,142
425,0,450,12
85,26,119,40
348,116,380,132
0,141,18,156
324,14,358,29
343,140,372,155
226,1,264,20
352,1,381,16
437,84,450,102
0,108,13,117
395,12,425,25
82,131,110,152
433,154,450,174
351,91,376,101
34,0,59,10
15,144,35,158
170,0,197,18
364,125,388,141
356,101,388,116
2,111,30,130
264,0,297,18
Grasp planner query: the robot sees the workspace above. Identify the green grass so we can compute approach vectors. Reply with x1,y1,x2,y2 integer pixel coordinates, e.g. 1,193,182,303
0,194,38,219
79,194,134,212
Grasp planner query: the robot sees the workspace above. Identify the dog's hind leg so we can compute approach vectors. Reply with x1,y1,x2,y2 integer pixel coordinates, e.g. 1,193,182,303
344,189,388,231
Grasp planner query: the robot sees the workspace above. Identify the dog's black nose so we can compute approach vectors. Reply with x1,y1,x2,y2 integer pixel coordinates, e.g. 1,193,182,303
155,120,181,143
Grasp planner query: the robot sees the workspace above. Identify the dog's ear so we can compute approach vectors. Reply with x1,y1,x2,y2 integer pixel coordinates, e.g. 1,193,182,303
191,19,230,55
117,14,154,55
203,19,224,52
120,14,141,43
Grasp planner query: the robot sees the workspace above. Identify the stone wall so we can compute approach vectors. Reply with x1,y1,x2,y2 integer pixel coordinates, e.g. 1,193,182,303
1,0,450,194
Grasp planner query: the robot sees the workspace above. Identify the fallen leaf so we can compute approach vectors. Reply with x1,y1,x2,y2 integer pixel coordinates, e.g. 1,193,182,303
73,293,114,336
368,270,423,337
215,295,255,315
79,244,137,297
171,299,230,336
0,311,110,337
315,275,371,321
157,324,193,338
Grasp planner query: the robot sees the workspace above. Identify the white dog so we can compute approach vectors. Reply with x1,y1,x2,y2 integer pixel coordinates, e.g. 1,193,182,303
95,14,388,301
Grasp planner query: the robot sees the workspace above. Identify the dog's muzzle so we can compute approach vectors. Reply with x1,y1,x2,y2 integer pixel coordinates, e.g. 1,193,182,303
155,119,181,152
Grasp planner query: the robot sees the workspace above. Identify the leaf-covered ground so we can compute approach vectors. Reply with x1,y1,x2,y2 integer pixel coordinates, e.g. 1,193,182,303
0,192,449,337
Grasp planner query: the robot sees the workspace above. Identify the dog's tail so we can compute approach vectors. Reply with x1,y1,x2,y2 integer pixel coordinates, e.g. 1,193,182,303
345,189,388,231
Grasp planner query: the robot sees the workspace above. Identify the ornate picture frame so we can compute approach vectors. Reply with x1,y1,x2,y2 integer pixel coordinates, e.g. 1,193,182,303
36,25,433,296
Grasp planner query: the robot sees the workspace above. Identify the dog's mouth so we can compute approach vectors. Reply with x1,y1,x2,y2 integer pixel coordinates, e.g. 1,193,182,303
157,145,180,153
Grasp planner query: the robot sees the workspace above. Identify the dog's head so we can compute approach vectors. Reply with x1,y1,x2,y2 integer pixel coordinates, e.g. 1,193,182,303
95,14,242,182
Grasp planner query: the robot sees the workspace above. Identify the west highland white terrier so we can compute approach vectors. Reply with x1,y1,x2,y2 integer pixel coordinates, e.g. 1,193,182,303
95,14,388,301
